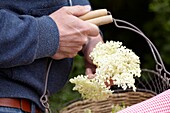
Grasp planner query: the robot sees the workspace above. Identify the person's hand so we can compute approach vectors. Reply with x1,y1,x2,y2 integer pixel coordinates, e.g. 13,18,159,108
83,35,115,87
49,5,99,60
82,34,103,78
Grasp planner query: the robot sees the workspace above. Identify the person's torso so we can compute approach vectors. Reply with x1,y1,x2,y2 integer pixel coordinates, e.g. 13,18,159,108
0,0,89,110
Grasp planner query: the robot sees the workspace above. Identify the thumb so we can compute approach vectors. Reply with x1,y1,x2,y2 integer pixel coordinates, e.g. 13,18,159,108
67,5,91,16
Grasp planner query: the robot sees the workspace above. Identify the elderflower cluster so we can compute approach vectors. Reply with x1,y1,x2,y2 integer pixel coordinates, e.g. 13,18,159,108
70,41,141,101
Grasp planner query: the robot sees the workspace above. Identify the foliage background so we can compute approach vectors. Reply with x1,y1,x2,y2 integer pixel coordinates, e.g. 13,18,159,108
49,0,170,112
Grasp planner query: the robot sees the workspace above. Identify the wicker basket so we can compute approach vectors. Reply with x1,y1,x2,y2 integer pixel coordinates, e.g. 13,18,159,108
59,18,170,113
59,68,169,113
59,90,155,113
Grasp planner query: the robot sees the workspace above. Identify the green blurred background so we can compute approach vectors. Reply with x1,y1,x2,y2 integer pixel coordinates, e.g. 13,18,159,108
49,0,170,112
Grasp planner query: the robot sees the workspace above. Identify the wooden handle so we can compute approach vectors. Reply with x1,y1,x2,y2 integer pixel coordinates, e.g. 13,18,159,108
79,9,113,26
79,9,108,21
86,15,113,26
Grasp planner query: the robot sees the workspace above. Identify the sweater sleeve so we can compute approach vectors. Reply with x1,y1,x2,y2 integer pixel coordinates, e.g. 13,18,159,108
0,9,59,68
72,0,90,6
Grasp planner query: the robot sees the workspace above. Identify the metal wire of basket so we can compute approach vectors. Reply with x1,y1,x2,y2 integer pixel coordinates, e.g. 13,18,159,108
59,18,170,113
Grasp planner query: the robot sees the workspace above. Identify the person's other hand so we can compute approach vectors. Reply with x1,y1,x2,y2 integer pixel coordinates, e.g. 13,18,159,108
49,5,99,60
82,34,103,79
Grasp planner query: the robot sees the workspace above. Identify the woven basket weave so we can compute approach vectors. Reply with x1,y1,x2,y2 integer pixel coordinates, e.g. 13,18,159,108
60,90,155,113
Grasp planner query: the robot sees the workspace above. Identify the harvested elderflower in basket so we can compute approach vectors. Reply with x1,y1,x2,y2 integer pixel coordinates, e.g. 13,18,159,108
70,41,141,101
59,9,170,113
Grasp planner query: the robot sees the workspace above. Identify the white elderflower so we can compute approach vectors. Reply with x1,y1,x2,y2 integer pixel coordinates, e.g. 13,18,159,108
70,41,141,101
70,75,113,100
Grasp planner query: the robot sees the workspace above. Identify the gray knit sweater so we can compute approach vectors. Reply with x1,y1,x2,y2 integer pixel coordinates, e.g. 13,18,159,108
0,0,90,111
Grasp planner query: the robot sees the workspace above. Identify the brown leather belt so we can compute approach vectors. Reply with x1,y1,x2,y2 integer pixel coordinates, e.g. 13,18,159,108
0,98,42,113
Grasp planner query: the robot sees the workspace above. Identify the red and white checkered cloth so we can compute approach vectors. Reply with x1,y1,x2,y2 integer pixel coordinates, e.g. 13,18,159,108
117,89,170,113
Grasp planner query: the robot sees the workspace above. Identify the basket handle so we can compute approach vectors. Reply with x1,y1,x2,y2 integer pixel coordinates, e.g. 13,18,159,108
112,17,170,80
80,9,170,83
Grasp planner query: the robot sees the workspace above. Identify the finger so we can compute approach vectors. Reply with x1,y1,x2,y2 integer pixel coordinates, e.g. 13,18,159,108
86,67,96,76
85,23,99,36
82,34,103,55
59,41,84,47
86,68,96,79
53,51,77,59
86,68,93,75
66,5,91,16
58,45,83,53
87,74,96,79
59,35,88,46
